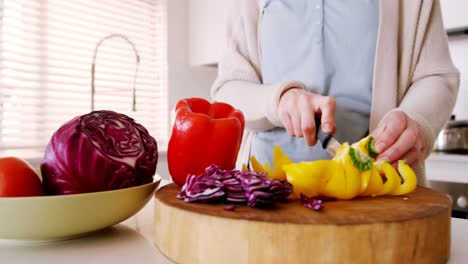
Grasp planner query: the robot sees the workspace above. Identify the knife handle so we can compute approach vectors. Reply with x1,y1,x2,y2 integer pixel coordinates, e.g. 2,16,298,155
315,117,333,149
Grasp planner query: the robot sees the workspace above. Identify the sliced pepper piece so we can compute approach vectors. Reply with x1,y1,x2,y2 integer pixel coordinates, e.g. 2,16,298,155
330,143,362,199
284,160,334,198
348,147,373,172
319,161,349,199
366,137,378,159
359,166,384,197
248,146,292,179
241,163,248,171
390,160,417,195
250,155,268,174
269,146,293,180
360,167,370,193
263,162,274,177
351,136,378,160
374,161,400,196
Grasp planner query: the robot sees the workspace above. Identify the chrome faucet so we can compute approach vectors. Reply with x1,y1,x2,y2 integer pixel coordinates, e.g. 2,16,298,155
91,34,140,112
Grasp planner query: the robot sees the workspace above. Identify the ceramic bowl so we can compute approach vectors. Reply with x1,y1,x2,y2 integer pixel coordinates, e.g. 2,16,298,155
0,176,161,242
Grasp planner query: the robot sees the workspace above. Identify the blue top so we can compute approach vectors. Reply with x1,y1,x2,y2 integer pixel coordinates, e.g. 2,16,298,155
251,0,380,165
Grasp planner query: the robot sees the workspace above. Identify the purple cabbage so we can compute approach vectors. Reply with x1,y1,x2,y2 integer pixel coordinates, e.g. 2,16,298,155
177,164,292,208
41,110,158,195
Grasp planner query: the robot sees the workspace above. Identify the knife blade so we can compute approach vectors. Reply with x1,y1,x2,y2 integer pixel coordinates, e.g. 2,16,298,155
315,119,341,157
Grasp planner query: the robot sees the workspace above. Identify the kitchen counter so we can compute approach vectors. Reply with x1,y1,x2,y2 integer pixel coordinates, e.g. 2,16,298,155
426,152,468,183
1,192,467,264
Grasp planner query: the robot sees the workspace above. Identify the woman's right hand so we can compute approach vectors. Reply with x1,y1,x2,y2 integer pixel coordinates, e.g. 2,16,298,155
278,88,336,146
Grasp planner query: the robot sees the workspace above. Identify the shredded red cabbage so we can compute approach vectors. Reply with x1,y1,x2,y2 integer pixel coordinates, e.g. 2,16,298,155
177,164,292,208
223,204,237,211
300,194,324,211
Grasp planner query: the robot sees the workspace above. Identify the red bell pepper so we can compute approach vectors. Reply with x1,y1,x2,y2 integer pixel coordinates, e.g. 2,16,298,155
168,98,245,186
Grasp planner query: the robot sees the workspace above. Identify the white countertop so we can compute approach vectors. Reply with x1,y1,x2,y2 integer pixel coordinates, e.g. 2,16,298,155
1,192,467,264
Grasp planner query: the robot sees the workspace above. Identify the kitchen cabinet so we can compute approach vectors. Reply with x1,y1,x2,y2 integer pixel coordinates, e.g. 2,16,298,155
447,33,468,120
426,153,468,184
440,0,468,33
425,153,468,218
189,0,228,67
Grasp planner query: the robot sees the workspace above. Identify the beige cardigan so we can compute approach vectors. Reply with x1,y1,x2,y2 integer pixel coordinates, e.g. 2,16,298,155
211,0,460,183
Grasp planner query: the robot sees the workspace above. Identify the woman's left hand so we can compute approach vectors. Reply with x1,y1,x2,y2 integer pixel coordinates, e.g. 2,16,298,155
371,111,425,168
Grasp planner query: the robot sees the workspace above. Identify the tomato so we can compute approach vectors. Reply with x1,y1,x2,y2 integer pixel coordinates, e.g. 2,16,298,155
0,157,43,197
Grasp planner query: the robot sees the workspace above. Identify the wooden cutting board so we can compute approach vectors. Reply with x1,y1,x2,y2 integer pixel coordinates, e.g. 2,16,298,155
154,184,451,264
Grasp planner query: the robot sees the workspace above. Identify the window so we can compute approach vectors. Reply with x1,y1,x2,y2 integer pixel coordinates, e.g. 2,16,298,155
0,0,168,158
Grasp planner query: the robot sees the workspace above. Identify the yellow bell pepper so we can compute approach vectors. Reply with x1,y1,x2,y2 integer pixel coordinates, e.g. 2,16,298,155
390,160,417,195
374,161,400,196
245,140,417,201
283,160,334,198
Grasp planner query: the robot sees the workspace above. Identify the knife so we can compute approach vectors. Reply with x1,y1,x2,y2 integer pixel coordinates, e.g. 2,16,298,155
315,118,341,157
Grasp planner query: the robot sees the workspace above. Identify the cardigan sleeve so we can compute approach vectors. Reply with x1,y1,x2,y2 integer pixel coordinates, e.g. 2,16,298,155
210,0,307,131
396,0,460,158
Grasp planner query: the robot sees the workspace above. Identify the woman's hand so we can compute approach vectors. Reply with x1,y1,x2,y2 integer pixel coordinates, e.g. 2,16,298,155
278,89,336,146
372,111,425,167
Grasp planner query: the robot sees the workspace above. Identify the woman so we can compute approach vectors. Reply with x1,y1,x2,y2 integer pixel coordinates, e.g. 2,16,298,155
211,0,459,183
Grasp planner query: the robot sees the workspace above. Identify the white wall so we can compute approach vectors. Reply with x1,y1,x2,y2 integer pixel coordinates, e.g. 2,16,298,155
158,0,218,180
189,0,227,66
167,0,218,107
